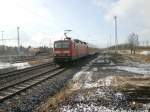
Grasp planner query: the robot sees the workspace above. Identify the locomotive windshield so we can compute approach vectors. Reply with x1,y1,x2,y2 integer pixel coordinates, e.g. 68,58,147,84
54,41,70,48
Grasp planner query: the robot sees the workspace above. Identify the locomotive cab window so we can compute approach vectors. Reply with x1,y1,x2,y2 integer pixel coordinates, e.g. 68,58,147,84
54,41,70,48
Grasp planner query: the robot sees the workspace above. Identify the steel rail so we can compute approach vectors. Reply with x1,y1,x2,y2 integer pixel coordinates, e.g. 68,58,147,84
0,62,54,79
0,66,60,90
0,67,65,102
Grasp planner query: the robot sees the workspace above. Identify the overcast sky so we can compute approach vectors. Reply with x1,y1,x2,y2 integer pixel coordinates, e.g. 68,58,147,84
0,0,149,48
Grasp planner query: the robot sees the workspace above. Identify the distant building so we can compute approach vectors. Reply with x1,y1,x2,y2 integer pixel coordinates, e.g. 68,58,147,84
28,47,40,56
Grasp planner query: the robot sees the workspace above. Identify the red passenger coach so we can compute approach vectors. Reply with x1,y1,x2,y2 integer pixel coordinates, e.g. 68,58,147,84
54,37,88,63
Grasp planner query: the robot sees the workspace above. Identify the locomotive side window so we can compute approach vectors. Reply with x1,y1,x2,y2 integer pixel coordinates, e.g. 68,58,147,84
54,41,70,48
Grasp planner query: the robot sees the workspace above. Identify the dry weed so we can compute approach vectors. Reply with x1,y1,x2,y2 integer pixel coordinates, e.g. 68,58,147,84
36,81,78,112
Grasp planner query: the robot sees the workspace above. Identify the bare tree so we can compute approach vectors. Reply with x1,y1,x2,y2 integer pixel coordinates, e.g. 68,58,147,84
128,33,139,54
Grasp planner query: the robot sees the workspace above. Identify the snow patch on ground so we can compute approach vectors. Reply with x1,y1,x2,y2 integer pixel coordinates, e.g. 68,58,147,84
84,76,113,89
0,61,31,70
92,67,98,72
140,51,150,56
59,85,139,112
116,66,150,75
72,56,115,90
102,65,150,75
60,103,133,112
0,62,13,69
72,69,114,89
97,60,105,63
12,62,31,69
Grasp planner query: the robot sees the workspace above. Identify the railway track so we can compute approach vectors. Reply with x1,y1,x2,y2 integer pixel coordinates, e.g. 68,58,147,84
123,86,150,103
0,62,54,79
0,66,66,102
0,62,59,90
15,57,50,63
12,55,51,63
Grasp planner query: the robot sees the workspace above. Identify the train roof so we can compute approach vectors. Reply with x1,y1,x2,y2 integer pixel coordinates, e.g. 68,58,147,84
54,38,87,45
73,39,87,45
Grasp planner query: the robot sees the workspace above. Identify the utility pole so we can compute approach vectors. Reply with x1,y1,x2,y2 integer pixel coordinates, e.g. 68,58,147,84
114,16,118,53
107,39,109,52
17,27,20,55
1,31,4,46
146,40,149,47
1,31,4,52
109,33,112,48
49,38,51,48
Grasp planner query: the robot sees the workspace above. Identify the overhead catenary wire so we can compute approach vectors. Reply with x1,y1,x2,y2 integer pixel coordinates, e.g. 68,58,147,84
14,1,56,29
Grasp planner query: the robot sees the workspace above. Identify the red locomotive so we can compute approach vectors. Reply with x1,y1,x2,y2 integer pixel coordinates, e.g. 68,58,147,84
53,37,89,63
